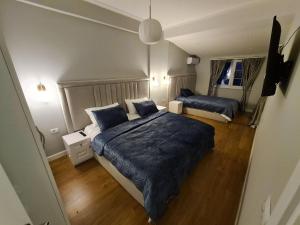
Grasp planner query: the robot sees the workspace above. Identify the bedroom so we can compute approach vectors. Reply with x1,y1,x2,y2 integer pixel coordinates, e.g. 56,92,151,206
0,0,300,225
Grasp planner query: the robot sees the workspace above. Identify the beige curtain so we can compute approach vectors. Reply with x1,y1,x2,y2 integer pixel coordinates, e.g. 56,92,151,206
241,58,265,111
208,60,227,96
249,96,267,128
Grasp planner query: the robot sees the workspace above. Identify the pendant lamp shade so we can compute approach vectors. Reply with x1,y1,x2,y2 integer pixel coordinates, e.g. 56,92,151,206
139,18,162,45
139,0,163,45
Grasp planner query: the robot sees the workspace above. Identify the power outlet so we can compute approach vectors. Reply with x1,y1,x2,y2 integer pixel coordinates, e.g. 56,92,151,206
50,128,59,134
261,196,271,225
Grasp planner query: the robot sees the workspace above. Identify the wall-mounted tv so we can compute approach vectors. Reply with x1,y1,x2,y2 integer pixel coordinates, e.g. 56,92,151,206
261,16,293,96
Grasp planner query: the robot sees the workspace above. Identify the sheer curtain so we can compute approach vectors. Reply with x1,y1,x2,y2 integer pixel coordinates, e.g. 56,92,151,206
208,60,227,96
241,57,265,111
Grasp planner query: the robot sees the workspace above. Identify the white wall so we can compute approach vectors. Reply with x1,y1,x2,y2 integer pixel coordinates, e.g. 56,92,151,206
195,56,266,111
0,0,191,156
150,40,169,106
150,41,195,107
0,0,147,156
168,42,195,75
238,14,300,225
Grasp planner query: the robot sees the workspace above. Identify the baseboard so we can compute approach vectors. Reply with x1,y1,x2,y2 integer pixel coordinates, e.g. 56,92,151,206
47,150,67,162
245,108,253,113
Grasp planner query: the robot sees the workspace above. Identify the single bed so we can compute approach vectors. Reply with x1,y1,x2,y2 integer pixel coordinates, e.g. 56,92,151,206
176,95,239,121
58,77,215,221
168,74,239,122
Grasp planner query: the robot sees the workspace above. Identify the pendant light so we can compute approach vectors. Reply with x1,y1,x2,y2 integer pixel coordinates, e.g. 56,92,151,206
139,0,163,45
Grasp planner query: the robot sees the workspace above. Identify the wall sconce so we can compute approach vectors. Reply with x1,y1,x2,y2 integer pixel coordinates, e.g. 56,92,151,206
36,82,48,103
162,75,170,85
151,76,159,87
37,82,46,92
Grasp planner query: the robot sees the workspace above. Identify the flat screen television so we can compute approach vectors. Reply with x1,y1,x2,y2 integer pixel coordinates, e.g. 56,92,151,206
261,16,293,96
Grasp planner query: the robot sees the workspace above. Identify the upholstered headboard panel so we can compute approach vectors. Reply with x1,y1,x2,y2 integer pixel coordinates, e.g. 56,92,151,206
58,77,149,133
168,74,197,101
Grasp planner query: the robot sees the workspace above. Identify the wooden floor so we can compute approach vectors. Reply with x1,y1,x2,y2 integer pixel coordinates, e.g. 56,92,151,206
50,114,255,225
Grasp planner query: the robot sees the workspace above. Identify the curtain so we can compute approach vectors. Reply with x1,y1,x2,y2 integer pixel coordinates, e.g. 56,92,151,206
249,96,267,128
240,57,265,111
208,60,227,96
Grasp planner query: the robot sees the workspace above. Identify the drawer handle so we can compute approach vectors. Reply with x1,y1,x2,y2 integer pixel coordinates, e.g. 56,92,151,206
77,150,87,157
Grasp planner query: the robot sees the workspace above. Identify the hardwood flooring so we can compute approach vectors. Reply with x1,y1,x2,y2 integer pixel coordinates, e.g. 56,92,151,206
50,114,255,225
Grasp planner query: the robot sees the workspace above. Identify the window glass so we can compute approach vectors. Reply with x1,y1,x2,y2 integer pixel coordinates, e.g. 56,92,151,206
233,62,243,86
217,62,232,85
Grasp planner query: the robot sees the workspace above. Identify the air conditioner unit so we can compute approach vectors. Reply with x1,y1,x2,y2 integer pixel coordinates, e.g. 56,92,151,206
187,56,200,65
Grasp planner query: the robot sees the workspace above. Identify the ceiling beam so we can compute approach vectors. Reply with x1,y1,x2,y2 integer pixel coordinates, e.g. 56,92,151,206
16,0,140,34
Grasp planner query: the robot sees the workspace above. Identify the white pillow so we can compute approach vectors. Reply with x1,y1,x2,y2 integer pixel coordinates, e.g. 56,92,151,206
125,97,148,114
85,103,119,125
127,113,141,121
84,124,101,141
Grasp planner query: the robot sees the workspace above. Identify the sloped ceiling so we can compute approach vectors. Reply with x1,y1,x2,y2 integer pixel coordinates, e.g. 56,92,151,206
86,0,299,57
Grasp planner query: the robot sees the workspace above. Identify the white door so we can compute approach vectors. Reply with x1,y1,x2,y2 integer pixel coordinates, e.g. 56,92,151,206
285,201,300,225
266,160,300,225
0,34,70,225
0,163,32,225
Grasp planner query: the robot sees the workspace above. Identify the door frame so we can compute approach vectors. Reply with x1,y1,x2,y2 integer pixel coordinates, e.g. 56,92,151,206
0,30,70,225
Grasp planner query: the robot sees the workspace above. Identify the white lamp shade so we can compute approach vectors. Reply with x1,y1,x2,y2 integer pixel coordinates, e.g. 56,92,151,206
139,18,163,45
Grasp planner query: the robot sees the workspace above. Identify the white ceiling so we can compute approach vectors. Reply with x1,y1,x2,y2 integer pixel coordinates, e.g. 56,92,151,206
86,0,299,57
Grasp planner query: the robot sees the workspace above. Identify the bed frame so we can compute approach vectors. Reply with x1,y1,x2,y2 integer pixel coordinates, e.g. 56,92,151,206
57,77,148,208
94,154,144,205
183,108,229,122
168,73,229,123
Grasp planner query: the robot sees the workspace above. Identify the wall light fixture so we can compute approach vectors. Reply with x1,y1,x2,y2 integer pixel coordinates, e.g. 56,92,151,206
151,76,159,87
162,75,170,85
37,82,46,92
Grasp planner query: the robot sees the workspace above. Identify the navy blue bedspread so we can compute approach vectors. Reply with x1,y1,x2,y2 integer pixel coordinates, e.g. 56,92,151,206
176,95,239,119
92,111,214,220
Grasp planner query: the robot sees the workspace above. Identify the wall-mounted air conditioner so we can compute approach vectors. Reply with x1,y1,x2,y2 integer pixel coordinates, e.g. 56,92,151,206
187,56,200,65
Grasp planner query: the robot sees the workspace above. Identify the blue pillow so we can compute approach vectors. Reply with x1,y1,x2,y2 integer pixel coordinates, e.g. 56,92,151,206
133,100,158,117
92,105,128,131
180,88,194,97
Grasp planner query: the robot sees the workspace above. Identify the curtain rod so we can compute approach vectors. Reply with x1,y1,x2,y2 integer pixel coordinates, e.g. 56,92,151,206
210,55,266,60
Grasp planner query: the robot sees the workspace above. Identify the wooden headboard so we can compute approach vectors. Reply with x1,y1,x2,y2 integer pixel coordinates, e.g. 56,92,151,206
168,73,197,101
58,77,149,133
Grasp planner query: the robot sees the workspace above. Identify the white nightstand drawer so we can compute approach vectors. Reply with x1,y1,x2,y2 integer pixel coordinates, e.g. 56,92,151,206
68,143,93,166
63,131,93,166
71,140,89,149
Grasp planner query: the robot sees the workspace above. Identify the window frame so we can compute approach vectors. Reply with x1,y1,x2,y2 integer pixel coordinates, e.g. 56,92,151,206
217,59,243,90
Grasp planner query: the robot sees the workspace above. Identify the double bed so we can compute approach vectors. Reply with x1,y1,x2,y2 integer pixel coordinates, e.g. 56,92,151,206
168,74,240,122
58,77,215,221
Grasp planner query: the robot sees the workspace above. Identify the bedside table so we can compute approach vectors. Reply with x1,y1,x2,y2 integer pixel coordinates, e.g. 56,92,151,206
168,101,183,114
62,131,93,166
157,105,167,112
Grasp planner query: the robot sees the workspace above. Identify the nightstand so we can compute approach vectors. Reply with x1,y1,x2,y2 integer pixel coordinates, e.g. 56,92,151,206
168,101,183,114
157,105,167,112
62,131,93,166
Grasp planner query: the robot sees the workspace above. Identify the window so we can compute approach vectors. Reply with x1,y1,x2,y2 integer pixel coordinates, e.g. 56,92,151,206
217,60,243,88
217,62,231,86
